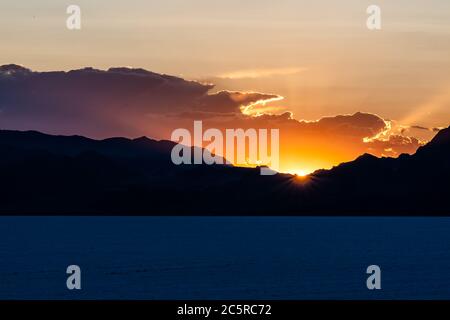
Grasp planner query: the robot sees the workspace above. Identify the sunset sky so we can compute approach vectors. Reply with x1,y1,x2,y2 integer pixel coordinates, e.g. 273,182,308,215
1,0,449,174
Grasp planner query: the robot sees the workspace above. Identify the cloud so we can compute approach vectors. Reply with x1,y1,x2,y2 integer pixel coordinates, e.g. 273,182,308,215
218,67,306,79
365,135,422,157
194,90,282,114
312,112,387,138
410,125,432,131
0,65,432,172
0,65,277,137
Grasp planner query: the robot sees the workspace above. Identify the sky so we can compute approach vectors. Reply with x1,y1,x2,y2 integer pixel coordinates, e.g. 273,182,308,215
0,0,449,174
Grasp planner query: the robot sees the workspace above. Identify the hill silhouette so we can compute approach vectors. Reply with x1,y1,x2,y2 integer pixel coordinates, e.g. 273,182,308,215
0,127,449,215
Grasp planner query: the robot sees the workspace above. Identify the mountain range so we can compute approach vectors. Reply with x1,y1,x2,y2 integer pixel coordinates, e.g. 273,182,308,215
0,126,448,215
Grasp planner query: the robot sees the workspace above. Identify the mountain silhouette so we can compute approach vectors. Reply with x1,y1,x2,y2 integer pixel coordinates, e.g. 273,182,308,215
0,126,449,215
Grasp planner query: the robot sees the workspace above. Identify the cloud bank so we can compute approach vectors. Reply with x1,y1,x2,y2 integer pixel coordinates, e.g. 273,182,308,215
0,64,433,172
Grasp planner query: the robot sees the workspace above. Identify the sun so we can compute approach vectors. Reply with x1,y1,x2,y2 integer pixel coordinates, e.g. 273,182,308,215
286,168,312,177
296,170,309,177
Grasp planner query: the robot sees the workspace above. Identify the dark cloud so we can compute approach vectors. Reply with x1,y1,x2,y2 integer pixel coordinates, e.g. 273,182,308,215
305,112,387,138
0,65,279,138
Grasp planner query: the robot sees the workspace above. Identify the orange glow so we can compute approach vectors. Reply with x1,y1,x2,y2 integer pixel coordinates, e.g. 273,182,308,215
286,169,313,177
292,172,312,185
147,107,433,174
